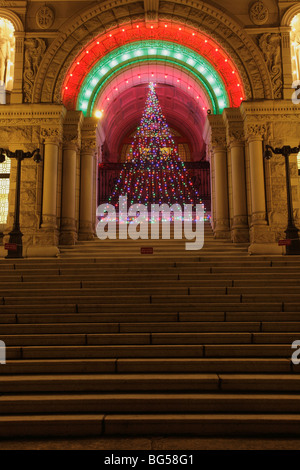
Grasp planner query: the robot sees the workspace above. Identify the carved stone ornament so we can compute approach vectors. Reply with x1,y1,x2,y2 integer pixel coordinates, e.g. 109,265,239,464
249,1,269,26
36,6,55,30
23,38,47,103
229,130,245,145
246,124,267,140
81,138,96,153
40,127,61,143
258,33,282,99
211,136,227,149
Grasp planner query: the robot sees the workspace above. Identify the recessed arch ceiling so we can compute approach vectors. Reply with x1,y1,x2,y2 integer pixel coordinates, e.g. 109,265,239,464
93,63,212,119
101,84,206,162
62,21,245,111
77,40,231,116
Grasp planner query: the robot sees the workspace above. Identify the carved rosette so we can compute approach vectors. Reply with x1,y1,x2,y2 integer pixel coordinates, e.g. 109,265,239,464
36,6,55,30
249,1,269,26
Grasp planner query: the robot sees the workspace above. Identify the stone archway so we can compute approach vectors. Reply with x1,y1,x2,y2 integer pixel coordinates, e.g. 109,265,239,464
30,0,273,105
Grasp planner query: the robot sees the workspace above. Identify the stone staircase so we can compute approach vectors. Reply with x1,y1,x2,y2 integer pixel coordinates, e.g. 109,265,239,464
1,222,300,438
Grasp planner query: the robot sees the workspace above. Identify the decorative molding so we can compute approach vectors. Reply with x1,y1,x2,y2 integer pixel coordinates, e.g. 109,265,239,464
144,0,159,25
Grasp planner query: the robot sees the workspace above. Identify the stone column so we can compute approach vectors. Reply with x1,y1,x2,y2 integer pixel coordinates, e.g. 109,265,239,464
247,131,267,227
230,138,249,242
40,129,60,231
212,140,230,239
60,142,78,245
60,111,83,245
203,115,229,239
78,117,99,240
79,139,96,240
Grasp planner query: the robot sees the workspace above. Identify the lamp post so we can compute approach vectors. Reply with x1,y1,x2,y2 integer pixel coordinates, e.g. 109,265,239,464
264,144,300,255
0,148,42,259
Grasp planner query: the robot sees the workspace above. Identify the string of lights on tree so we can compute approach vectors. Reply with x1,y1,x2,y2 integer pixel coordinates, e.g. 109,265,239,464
108,82,207,216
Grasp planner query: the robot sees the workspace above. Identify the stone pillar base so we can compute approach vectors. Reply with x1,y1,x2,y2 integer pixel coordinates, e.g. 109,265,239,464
231,227,250,243
78,231,94,241
248,243,285,255
25,245,60,258
35,228,59,247
60,231,77,246
214,230,231,239
79,221,94,241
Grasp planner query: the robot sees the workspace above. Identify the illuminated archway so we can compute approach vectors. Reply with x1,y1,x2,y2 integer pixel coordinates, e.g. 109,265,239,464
61,22,246,112
76,41,234,117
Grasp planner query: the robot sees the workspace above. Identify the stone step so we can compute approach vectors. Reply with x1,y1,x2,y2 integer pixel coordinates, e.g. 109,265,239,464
0,332,263,346
0,287,230,297
1,294,244,305
0,374,218,393
0,302,283,314
117,358,291,373
1,393,300,414
6,344,293,359
1,312,299,328
0,358,291,375
2,273,300,284
1,414,300,437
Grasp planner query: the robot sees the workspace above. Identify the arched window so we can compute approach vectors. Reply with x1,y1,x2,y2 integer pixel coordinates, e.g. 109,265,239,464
0,17,15,103
0,158,10,226
291,14,300,81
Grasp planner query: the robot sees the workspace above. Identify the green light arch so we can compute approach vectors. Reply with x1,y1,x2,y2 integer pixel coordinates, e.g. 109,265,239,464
77,41,230,116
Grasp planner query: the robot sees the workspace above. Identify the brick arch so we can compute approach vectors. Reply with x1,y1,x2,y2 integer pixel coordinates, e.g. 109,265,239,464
31,0,273,104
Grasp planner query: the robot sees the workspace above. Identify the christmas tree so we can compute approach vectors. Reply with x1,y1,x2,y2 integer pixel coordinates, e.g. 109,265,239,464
108,83,204,209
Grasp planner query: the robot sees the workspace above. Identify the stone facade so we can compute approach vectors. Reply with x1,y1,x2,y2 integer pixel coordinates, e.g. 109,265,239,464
0,0,300,256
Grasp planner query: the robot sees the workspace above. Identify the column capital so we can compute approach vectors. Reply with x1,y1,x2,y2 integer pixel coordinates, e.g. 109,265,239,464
246,123,267,142
81,138,97,154
211,136,227,152
228,130,245,148
40,127,62,145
